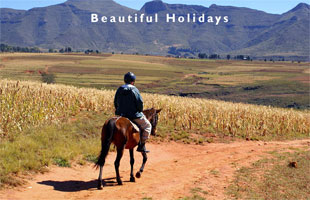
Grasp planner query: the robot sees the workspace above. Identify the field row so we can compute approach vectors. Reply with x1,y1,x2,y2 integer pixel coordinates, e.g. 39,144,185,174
1,53,309,110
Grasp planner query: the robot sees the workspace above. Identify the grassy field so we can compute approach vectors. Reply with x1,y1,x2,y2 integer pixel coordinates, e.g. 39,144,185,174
227,149,310,199
0,53,309,109
1,79,309,188
1,80,309,140
0,111,108,188
0,53,309,191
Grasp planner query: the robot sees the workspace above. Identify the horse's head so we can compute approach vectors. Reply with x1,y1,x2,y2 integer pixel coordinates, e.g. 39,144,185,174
143,108,162,136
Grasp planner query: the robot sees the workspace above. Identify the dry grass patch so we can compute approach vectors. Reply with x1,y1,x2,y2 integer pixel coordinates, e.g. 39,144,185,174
1,80,309,140
226,150,310,199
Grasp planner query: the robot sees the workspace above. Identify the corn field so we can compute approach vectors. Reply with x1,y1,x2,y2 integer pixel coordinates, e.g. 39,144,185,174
0,79,309,138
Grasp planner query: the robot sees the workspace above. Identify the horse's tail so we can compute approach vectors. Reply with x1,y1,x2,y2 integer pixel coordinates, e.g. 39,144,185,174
96,119,115,167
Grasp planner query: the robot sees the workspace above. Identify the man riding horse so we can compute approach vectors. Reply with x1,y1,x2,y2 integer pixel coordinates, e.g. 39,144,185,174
114,72,151,153
96,72,161,188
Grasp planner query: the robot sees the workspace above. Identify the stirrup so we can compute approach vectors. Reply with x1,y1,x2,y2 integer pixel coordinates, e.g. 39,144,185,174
137,143,150,153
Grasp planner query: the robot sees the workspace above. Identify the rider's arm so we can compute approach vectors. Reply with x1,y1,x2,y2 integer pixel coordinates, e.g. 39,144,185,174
133,88,143,112
114,89,119,110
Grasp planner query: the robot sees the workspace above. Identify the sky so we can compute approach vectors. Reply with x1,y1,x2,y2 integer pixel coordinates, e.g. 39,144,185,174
0,0,307,14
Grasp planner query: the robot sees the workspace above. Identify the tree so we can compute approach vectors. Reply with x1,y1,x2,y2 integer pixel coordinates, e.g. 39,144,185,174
41,72,55,84
85,49,94,54
0,43,40,53
209,54,218,59
23,47,29,52
234,55,243,60
198,53,207,59
64,47,72,53
0,44,8,52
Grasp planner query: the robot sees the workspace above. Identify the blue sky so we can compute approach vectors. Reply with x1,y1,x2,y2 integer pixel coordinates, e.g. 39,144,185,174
0,0,307,14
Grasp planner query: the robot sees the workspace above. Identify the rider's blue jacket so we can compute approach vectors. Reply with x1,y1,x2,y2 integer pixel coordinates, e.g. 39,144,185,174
114,84,143,119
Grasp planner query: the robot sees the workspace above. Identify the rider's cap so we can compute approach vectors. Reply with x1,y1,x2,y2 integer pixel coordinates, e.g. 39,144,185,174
124,72,136,84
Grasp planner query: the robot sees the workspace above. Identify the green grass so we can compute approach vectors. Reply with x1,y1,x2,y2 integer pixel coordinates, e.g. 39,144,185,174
171,131,190,142
53,158,71,167
0,111,109,189
226,150,310,199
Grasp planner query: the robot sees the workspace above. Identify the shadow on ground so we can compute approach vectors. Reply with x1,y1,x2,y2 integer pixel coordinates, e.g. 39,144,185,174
37,177,126,192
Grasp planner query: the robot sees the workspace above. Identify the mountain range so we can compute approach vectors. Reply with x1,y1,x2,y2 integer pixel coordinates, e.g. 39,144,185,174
0,0,309,60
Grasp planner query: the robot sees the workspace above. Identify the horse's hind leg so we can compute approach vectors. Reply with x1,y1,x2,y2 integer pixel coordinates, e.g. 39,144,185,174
129,149,135,182
98,165,104,189
115,146,124,185
97,143,110,190
136,152,147,178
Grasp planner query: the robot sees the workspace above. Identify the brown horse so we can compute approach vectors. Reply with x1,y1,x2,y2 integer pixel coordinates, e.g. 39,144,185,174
96,108,161,189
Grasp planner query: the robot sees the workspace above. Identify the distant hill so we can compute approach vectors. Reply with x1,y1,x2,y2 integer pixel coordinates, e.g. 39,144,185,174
0,0,309,60
230,3,310,60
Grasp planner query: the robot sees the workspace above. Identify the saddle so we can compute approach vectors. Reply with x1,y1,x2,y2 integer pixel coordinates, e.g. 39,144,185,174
129,120,140,133
124,119,140,149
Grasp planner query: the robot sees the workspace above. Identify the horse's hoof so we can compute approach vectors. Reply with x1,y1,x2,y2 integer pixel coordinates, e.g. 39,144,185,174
136,171,141,178
97,185,103,190
130,177,136,182
117,180,123,185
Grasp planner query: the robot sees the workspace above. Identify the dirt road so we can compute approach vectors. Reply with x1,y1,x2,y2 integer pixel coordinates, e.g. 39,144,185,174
1,139,309,200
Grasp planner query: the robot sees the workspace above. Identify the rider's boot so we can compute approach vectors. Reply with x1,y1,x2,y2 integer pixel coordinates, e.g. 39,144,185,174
137,142,150,153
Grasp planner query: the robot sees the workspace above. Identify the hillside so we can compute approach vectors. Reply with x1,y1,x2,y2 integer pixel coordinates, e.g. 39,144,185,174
0,1,309,60
231,3,310,60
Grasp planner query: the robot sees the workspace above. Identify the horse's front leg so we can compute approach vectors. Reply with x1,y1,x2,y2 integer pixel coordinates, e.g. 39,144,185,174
115,147,124,185
136,152,147,178
129,149,135,182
